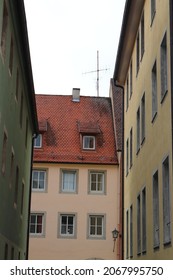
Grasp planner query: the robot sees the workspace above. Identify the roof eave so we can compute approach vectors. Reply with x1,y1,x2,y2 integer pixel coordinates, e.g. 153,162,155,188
113,0,145,86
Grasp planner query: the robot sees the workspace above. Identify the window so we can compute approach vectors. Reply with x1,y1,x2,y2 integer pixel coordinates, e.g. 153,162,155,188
1,130,7,175
152,61,157,120
162,156,171,244
89,171,105,193
160,32,168,101
126,210,129,259
141,12,145,59
137,194,141,254
136,32,140,74
130,62,133,98
151,0,156,24
0,1,8,60
14,166,19,205
32,170,46,191
142,187,146,253
83,135,95,150
9,36,13,75
30,213,44,235
136,107,140,153
126,77,129,110
130,205,133,258
130,128,133,168
126,138,129,175
34,134,42,148
153,170,160,248
20,92,23,128
59,214,76,237
61,170,77,193
88,215,105,239
141,93,145,143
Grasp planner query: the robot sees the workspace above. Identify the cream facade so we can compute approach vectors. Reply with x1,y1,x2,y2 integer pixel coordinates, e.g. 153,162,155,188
29,163,120,260
113,0,173,259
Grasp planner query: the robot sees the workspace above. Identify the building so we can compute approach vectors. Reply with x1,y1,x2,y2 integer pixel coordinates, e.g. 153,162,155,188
0,0,38,259
113,0,173,259
29,91,122,260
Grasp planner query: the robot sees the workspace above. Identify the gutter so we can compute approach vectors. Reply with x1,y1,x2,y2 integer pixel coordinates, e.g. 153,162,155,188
26,134,36,259
114,81,124,260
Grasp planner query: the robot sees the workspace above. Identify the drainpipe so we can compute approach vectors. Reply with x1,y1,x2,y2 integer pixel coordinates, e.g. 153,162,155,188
26,133,36,259
114,80,124,260
169,0,173,163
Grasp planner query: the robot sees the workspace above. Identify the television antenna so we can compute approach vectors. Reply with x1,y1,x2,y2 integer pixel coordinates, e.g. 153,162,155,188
83,50,109,97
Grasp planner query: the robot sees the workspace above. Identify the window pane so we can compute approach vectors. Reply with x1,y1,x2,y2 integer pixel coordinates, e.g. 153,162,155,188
97,217,102,226
97,226,102,235
60,215,74,235
83,136,95,149
62,171,76,191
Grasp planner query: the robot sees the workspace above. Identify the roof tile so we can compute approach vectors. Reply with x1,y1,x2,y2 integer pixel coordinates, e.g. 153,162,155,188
34,94,118,165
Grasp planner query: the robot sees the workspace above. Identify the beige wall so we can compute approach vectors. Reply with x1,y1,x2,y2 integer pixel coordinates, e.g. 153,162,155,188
124,0,173,259
29,163,120,260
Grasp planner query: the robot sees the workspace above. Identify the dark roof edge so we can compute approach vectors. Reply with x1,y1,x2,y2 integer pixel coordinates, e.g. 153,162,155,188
33,160,119,166
113,0,131,82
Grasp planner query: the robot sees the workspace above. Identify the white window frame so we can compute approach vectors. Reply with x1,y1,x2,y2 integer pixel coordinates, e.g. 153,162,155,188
141,93,145,143
152,61,157,121
89,171,105,194
162,156,171,245
83,135,95,150
153,170,160,248
59,214,76,238
32,170,46,191
34,134,42,148
142,187,146,253
61,169,77,193
137,194,141,255
160,32,168,101
88,214,105,239
130,205,133,258
30,213,45,236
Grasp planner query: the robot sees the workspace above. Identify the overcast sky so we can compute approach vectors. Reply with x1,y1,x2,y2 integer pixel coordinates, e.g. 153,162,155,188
24,0,126,97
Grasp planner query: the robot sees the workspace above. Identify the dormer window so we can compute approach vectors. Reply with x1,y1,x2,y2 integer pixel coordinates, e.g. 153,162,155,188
83,135,95,150
34,134,42,148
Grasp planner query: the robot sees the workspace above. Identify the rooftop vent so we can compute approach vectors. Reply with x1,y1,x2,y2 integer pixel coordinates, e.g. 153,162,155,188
72,88,80,102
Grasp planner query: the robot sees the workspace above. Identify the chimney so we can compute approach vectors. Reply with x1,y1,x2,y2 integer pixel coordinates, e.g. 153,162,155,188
72,88,80,102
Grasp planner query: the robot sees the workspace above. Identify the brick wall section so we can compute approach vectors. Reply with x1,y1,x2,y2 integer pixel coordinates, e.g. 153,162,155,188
34,94,118,165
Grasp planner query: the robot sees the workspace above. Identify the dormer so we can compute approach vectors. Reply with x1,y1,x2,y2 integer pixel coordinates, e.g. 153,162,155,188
77,121,101,151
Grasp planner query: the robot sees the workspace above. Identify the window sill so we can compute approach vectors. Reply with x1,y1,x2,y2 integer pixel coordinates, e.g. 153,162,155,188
150,11,156,27
30,234,45,238
161,90,168,104
153,244,160,251
58,235,76,239
136,148,140,156
151,111,157,123
88,236,105,240
141,136,145,146
163,240,171,247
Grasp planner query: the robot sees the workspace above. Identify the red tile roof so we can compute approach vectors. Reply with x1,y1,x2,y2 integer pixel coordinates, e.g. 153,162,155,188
33,94,118,165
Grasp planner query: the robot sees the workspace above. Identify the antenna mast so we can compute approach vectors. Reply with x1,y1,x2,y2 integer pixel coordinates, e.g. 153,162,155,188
83,50,109,97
